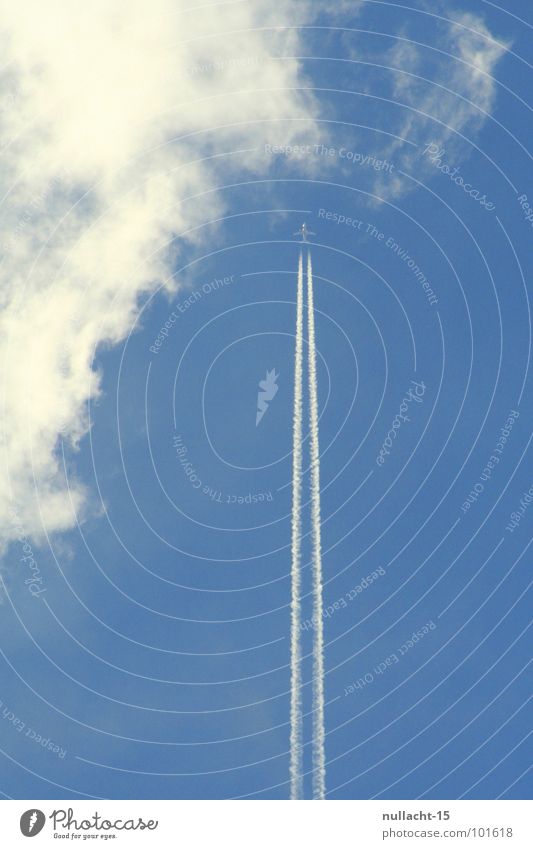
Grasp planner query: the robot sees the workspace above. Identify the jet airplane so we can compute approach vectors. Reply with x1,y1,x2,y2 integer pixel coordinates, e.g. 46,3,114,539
294,222,315,242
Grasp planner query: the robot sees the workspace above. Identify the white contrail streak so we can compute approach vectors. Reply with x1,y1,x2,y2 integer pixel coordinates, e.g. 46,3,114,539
307,249,326,800
290,249,304,800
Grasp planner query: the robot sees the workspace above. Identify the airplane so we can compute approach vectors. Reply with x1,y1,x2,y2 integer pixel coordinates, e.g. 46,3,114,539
293,222,316,242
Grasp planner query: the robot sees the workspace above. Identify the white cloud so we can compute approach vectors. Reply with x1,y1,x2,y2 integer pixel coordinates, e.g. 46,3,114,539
448,12,509,110
0,0,319,548
314,0,363,18
373,10,509,198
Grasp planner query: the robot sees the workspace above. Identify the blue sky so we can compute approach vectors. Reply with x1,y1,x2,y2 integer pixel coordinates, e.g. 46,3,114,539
0,0,531,800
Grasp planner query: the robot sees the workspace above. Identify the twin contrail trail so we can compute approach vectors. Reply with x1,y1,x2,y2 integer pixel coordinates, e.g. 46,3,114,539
290,246,326,800
307,251,326,800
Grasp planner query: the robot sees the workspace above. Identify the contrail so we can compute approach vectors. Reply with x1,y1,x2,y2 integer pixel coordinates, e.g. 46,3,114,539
307,249,326,800
290,249,304,800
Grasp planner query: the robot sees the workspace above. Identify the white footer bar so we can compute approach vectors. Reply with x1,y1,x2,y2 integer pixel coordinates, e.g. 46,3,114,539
1,799,530,848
